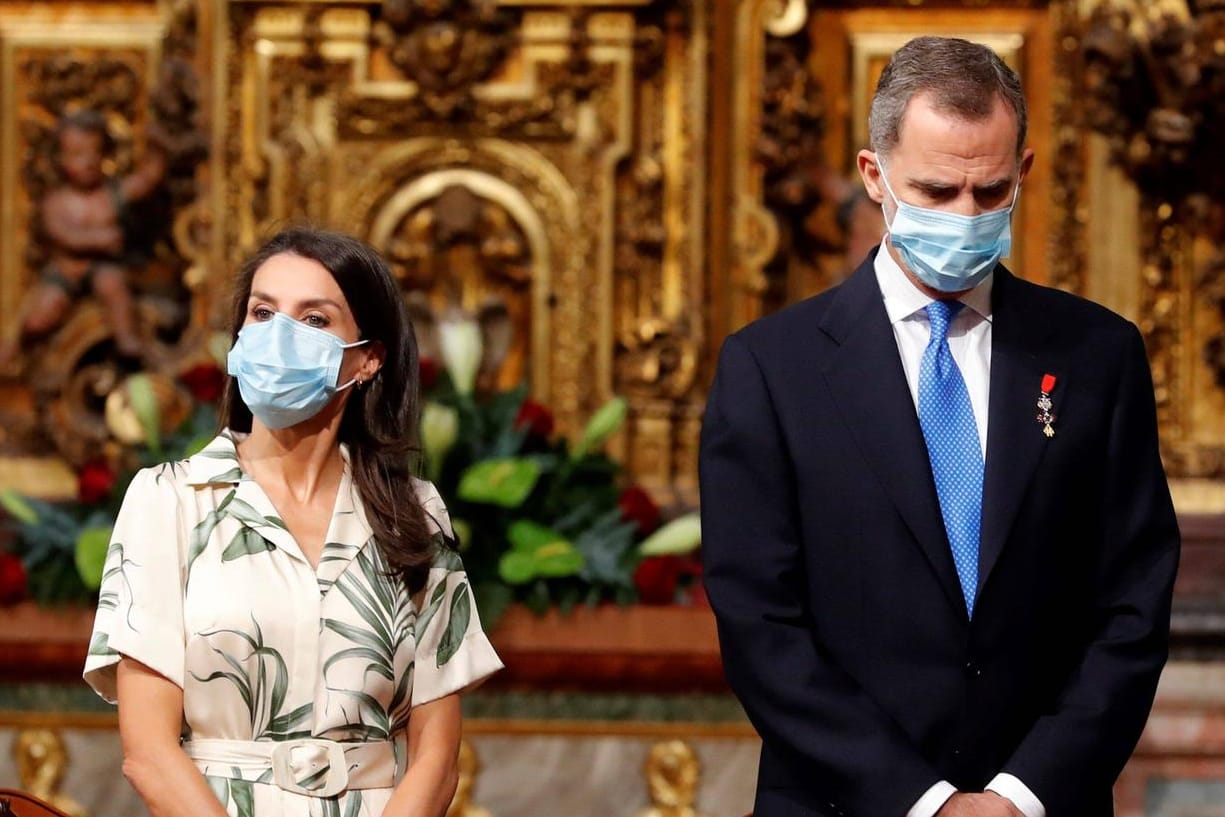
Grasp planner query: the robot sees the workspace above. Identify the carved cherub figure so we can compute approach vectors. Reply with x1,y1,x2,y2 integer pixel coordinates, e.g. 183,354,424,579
0,110,167,369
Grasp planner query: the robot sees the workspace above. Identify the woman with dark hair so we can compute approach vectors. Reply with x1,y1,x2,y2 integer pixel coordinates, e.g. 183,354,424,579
84,227,502,817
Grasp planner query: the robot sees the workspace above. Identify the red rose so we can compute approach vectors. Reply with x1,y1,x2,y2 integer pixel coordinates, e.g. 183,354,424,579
514,399,555,439
618,485,660,536
419,357,439,390
179,362,226,402
78,459,117,504
634,555,701,605
0,553,27,605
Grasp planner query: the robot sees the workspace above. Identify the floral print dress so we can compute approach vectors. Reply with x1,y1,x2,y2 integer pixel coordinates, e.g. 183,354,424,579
84,431,502,817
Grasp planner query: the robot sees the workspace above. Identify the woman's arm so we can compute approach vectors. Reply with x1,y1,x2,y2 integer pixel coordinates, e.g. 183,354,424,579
117,657,230,817
380,695,462,817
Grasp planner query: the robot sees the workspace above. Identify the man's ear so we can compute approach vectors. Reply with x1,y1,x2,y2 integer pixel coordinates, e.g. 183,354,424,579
1018,146,1035,186
857,149,886,205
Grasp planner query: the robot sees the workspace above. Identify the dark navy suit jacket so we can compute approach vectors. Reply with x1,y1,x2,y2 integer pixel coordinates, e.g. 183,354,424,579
700,251,1180,817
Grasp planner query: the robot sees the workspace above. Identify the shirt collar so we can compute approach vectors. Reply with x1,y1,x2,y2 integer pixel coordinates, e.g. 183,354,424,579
184,429,248,486
183,430,373,575
873,243,994,325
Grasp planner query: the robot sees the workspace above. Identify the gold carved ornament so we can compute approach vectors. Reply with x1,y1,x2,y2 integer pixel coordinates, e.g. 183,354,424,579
1,0,209,468
11,728,85,817
1081,0,1225,474
632,740,709,817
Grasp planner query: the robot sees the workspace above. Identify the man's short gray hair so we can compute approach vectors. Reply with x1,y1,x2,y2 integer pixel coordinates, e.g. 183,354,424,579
868,36,1027,157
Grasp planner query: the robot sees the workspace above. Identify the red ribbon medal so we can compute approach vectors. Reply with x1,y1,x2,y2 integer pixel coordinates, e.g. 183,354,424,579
1036,374,1057,438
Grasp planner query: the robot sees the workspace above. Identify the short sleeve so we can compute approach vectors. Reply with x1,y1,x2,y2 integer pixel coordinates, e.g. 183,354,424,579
411,480,503,707
83,465,186,703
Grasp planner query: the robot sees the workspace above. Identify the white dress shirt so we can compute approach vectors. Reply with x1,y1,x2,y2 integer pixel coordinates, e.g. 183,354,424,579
873,247,1046,817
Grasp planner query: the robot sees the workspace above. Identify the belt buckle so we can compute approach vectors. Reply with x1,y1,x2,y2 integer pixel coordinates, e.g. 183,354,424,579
270,739,349,798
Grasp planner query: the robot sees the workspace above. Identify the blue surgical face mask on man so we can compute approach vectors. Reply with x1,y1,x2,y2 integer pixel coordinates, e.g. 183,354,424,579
877,157,1020,293
227,312,368,430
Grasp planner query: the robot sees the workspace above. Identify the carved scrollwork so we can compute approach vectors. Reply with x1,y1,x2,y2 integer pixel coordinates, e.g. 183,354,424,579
1049,0,1088,294
617,318,699,402
1081,3,1225,201
754,2,837,311
632,740,708,817
615,153,696,401
1081,0,1225,466
372,0,520,119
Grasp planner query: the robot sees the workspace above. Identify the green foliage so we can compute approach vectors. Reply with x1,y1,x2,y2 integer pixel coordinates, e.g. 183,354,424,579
1,398,221,605
2,365,673,625
423,373,646,626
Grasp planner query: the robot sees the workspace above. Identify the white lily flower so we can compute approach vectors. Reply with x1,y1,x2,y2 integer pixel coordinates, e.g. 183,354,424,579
437,317,483,396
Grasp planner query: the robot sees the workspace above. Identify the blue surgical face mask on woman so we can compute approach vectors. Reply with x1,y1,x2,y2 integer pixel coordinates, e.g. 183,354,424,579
227,311,368,430
877,157,1020,293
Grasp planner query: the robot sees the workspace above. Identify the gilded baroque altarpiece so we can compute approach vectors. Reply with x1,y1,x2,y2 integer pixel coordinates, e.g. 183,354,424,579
0,0,1223,513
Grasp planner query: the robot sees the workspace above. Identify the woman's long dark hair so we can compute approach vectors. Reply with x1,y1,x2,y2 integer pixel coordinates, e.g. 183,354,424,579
219,226,435,593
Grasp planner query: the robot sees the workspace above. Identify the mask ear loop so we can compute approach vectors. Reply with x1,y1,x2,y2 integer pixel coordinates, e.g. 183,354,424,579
335,338,371,393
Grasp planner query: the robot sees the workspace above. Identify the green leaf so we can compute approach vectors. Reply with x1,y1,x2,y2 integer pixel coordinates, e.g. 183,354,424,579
205,467,245,483
126,374,162,454
87,631,113,657
436,582,472,667
498,551,536,585
74,527,114,590
415,579,450,642
322,618,389,655
507,520,563,553
572,396,627,459
187,510,223,578
220,497,270,528
231,778,255,817
323,646,394,681
532,540,584,578
456,458,541,508
575,517,637,587
264,702,314,735
221,528,275,562
0,489,38,525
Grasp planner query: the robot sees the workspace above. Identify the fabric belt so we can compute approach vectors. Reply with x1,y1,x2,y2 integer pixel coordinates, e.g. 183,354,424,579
183,738,396,797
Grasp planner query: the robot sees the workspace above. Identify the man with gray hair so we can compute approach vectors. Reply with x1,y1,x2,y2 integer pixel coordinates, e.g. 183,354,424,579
701,36,1178,817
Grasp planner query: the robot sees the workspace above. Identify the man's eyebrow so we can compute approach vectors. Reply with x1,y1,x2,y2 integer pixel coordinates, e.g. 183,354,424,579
911,179,959,194
973,179,1012,194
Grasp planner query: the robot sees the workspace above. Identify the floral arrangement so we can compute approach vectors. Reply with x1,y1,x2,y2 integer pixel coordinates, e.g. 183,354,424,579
0,323,703,625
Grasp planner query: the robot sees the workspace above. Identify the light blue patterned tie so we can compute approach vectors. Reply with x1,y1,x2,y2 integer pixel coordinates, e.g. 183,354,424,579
918,300,983,617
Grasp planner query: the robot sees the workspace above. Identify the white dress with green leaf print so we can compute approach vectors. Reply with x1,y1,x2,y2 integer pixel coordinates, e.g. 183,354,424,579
83,431,503,817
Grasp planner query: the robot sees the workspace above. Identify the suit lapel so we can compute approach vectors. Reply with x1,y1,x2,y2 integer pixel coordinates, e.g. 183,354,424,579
819,256,967,619
977,268,1062,597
